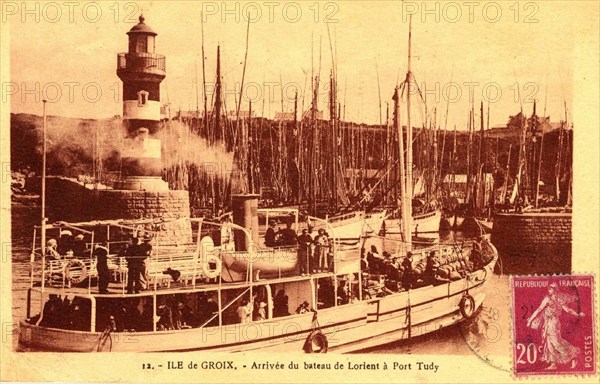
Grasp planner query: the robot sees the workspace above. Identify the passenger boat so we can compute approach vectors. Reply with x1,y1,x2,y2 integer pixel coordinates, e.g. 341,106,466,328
18,15,498,353
18,215,498,353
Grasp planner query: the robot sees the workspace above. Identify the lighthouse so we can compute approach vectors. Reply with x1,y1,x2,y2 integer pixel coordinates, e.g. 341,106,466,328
116,14,167,191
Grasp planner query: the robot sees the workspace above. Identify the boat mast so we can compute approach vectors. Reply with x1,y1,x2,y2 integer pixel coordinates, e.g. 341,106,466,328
404,15,414,247
41,100,48,291
393,87,406,242
477,100,484,212
201,11,208,136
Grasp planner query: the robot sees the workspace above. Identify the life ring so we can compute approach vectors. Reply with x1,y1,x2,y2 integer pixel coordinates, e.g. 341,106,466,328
303,330,328,353
65,258,88,285
202,254,222,279
459,293,476,319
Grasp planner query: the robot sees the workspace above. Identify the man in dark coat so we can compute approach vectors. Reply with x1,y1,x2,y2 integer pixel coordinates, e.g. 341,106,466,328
72,234,87,258
57,230,73,256
137,234,153,291
297,229,313,275
94,242,110,294
265,220,277,247
386,257,400,292
401,252,414,290
278,222,298,246
125,236,141,294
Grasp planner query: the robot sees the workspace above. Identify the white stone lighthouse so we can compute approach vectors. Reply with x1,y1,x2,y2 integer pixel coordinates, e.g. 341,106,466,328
116,15,167,191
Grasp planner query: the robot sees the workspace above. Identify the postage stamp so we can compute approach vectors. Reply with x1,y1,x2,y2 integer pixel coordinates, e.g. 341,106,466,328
511,275,596,376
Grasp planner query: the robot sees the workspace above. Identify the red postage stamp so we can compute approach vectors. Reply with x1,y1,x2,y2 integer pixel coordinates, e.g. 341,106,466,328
511,275,596,376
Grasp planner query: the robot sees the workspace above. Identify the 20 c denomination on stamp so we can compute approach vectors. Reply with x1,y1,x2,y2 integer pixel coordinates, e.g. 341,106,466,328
511,275,596,376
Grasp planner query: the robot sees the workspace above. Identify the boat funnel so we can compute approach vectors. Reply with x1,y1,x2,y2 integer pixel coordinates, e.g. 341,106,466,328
231,194,260,251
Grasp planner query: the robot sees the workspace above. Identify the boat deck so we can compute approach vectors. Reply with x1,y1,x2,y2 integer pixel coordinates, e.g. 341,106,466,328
31,270,335,298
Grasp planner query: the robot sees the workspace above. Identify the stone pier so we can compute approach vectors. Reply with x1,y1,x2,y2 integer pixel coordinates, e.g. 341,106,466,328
45,176,192,243
491,212,572,274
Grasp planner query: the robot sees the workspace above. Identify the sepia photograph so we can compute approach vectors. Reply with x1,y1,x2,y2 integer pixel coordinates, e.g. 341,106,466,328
1,1,598,382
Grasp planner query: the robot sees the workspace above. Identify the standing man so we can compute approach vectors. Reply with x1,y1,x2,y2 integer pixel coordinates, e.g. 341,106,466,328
297,228,313,275
125,236,141,294
94,242,110,294
314,229,329,272
137,234,153,291
220,215,235,251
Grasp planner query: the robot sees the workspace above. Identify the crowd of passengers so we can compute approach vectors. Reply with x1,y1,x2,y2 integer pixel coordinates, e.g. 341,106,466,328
43,227,156,295
32,234,489,332
360,237,491,295
30,294,92,331
263,220,336,274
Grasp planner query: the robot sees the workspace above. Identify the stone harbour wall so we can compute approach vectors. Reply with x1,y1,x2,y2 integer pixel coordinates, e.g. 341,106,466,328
491,212,572,274
46,177,192,243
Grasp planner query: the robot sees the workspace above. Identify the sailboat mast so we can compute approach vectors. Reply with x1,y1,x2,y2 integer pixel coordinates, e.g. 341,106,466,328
201,11,208,134
404,15,414,246
41,100,48,258
393,87,406,242
40,100,46,291
215,46,222,141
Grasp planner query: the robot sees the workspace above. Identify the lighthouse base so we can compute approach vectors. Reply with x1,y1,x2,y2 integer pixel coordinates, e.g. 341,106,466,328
115,176,169,192
44,176,192,244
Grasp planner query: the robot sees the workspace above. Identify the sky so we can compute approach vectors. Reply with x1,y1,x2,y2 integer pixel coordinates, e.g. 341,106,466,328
5,0,594,129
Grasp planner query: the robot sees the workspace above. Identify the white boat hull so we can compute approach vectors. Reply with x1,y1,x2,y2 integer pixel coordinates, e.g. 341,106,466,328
383,209,442,235
312,210,386,242
19,247,497,353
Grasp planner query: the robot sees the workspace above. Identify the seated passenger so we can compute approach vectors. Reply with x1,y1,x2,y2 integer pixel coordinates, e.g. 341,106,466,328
385,258,401,292
57,230,73,256
39,294,63,328
295,301,310,314
256,301,267,320
318,280,336,308
278,222,298,246
156,304,175,330
236,299,251,324
71,234,86,258
366,245,383,274
45,239,61,259
273,289,290,317
264,221,277,247
424,251,441,285
175,301,199,328
337,280,349,305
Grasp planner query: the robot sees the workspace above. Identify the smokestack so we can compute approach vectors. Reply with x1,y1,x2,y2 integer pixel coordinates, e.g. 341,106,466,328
231,194,260,251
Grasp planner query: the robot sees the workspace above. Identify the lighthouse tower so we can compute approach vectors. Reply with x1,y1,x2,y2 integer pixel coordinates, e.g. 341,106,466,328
116,14,167,191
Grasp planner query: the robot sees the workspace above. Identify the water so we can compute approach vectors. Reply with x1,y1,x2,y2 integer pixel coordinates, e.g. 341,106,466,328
10,198,512,362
